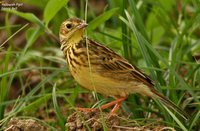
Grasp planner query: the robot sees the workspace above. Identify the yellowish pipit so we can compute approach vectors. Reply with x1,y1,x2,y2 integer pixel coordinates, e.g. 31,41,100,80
59,18,188,119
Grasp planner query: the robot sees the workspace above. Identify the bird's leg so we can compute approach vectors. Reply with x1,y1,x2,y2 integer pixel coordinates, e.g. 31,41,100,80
110,101,123,115
77,96,127,113
101,96,127,114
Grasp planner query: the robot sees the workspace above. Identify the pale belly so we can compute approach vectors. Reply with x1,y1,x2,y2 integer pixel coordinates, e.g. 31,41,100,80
69,66,153,97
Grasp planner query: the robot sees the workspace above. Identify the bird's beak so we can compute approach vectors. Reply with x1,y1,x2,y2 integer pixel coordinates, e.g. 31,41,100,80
77,22,88,29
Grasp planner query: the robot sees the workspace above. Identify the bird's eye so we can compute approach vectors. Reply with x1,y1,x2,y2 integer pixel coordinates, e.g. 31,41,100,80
66,23,72,29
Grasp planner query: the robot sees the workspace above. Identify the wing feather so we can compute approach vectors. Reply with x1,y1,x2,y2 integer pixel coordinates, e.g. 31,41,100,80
88,39,154,87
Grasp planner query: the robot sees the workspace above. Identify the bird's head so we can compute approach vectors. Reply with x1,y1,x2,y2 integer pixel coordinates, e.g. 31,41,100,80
59,18,88,48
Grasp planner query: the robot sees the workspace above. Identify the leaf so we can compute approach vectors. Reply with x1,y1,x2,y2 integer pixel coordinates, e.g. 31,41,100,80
23,27,44,54
87,8,119,31
52,83,65,130
21,95,51,112
44,0,69,26
3,9,43,27
163,106,188,131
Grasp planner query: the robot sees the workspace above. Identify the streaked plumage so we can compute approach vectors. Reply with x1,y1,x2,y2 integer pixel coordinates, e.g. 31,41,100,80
59,18,188,119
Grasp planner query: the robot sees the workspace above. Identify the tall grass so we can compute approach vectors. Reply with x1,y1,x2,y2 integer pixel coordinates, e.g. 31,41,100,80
0,0,199,130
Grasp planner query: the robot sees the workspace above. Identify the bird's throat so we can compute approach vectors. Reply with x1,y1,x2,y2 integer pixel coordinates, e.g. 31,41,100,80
68,30,84,47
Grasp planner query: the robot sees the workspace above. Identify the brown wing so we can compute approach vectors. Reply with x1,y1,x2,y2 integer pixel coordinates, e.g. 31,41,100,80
88,39,154,87
103,58,154,87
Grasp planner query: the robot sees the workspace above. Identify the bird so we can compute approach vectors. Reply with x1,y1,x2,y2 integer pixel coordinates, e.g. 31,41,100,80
59,18,189,120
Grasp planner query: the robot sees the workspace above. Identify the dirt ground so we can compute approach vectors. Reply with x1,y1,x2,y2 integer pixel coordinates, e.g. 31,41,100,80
4,110,176,131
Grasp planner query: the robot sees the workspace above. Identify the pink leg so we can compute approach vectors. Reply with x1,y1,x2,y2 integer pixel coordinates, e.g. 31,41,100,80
110,101,123,115
77,96,128,113
100,97,127,110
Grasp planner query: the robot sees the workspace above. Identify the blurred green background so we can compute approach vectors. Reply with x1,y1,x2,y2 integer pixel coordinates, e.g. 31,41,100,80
0,0,200,130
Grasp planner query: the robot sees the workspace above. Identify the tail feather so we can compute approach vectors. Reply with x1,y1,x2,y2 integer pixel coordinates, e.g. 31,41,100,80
152,90,189,120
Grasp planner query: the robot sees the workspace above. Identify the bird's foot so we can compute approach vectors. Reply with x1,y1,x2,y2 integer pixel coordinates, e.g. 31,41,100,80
101,96,128,115
76,96,128,115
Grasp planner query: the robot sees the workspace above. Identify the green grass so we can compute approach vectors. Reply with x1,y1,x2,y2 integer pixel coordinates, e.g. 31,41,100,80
0,0,200,130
